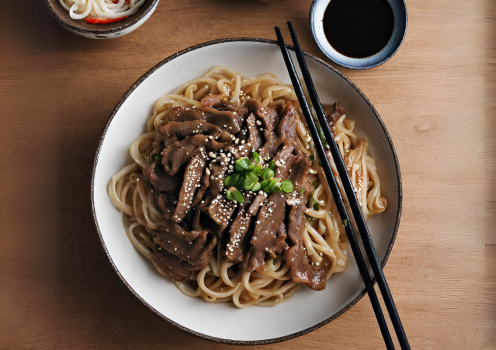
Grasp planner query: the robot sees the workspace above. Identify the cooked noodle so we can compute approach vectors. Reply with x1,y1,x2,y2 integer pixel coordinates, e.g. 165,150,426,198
108,66,387,308
58,0,145,20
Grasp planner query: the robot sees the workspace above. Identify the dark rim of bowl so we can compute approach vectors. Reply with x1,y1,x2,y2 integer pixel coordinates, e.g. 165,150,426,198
91,37,403,345
309,0,408,70
43,0,159,35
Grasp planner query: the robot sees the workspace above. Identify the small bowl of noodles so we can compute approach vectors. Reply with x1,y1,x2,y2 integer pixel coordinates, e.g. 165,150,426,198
44,0,159,39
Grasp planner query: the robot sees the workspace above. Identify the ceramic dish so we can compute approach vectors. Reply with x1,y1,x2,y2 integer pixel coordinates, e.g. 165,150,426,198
310,0,407,69
44,0,159,39
91,38,402,344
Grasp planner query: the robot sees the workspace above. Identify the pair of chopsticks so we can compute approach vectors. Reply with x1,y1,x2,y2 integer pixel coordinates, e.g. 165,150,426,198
275,23,410,350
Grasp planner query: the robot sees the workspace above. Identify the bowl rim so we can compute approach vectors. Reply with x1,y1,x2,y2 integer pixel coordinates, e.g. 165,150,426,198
43,0,160,35
90,37,403,345
309,0,408,70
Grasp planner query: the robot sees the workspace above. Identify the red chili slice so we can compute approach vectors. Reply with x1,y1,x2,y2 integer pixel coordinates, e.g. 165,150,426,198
85,16,128,24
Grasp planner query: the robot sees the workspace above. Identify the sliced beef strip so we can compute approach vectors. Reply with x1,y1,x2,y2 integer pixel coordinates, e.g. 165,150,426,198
161,135,224,176
150,220,200,242
206,196,237,235
226,143,251,160
200,95,249,120
192,169,210,207
225,198,254,263
276,102,298,147
245,99,280,159
144,161,182,192
173,147,207,223
243,191,289,271
283,155,328,290
247,193,267,216
151,243,192,281
199,106,242,134
201,94,229,107
327,102,347,126
192,163,224,231
242,151,297,271
155,191,177,220
147,226,216,269
246,113,263,152
169,106,241,133
161,120,233,147
273,144,295,179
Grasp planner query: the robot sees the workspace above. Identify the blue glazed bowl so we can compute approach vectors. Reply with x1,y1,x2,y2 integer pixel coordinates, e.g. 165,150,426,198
310,0,407,70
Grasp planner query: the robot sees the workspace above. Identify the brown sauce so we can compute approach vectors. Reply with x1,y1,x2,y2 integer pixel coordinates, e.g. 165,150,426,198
323,0,394,58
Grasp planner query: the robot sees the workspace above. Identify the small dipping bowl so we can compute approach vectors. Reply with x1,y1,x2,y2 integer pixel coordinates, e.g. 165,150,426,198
44,0,159,39
310,0,407,70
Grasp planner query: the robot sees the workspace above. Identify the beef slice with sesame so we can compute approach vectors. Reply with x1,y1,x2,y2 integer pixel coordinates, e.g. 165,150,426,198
172,147,206,223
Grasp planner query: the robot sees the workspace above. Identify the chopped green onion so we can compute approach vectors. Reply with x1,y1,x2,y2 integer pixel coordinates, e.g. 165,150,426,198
343,219,348,227
235,158,253,172
313,202,320,211
316,122,329,149
252,182,262,192
261,179,269,188
305,214,314,222
254,165,264,177
252,152,260,164
269,159,277,171
229,173,244,187
224,176,231,187
234,190,244,203
262,168,274,180
273,183,282,194
226,190,235,201
281,179,294,193
263,179,278,193
309,154,315,163
242,172,258,190
312,181,319,188
153,154,161,161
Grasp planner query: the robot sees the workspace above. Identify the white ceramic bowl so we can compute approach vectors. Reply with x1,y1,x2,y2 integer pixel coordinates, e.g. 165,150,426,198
44,0,159,39
91,38,402,344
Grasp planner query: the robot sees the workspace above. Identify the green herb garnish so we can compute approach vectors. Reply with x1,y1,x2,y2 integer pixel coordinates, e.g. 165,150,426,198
309,154,315,163
312,181,319,188
254,165,264,177
269,160,277,171
234,190,244,203
235,158,254,172
343,219,348,227
226,190,235,201
242,171,258,191
281,179,294,193
263,179,278,193
273,183,282,194
262,168,274,180
153,154,161,161
313,202,320,211
252,182,262,192
252,152,260,164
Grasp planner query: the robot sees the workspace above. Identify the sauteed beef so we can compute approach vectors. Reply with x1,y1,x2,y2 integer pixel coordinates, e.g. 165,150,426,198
142,94,332,290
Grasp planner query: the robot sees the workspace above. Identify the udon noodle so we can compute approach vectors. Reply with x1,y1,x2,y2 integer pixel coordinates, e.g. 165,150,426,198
108,67,387,308
59,0,145,20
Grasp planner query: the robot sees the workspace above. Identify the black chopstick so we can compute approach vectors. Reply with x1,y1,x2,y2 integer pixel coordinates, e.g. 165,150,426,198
285,21,411,350
274,27,395,350
278,22,411,350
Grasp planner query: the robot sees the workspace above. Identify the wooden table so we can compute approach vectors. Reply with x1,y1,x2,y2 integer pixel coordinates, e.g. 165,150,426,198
1,0,495,349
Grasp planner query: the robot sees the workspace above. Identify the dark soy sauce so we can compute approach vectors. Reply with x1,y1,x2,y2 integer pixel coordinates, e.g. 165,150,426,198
323,0,394,58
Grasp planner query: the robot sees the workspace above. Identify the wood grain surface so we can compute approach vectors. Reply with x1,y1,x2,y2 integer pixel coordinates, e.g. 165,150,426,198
1,0,495,349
